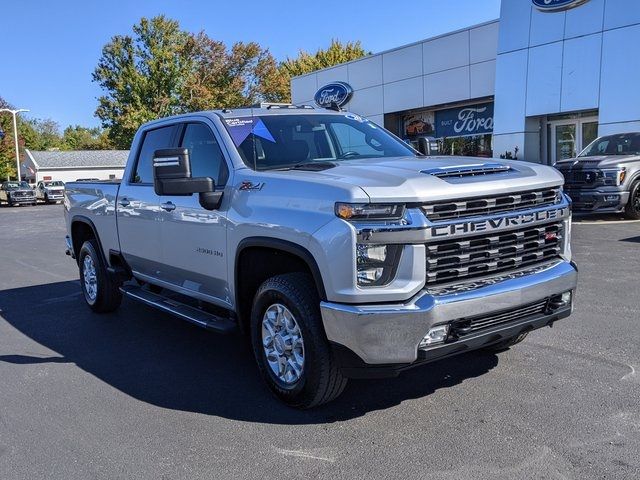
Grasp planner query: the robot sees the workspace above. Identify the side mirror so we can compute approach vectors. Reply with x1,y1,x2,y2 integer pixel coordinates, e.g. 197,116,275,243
152,148,223,210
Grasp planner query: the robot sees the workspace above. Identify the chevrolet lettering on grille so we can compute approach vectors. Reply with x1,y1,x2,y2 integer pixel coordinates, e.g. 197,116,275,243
430,207,567,239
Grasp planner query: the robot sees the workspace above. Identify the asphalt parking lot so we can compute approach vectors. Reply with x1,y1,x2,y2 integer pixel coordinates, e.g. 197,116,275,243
0,205,638,480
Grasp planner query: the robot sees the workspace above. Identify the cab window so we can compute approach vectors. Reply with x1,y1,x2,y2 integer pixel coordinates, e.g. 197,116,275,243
180,123,229,186
132,125,179,184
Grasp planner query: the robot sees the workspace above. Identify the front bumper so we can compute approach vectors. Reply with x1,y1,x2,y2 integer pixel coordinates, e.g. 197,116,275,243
321,260,578,369
565,187,630,212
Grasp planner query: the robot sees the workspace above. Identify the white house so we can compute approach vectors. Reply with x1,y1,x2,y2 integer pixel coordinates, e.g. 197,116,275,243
23,149,129,183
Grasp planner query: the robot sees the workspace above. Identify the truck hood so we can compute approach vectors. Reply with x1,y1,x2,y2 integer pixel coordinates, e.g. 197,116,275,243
556,155,640,168
282,156,564,203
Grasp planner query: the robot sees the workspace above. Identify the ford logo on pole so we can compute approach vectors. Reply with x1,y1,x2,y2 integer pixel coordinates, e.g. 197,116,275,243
314,82,354,108
532,0,590,11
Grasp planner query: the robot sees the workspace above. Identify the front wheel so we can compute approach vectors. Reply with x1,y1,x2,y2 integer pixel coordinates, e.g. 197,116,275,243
624,180,640,220
250,273,347,408
78,239,122,313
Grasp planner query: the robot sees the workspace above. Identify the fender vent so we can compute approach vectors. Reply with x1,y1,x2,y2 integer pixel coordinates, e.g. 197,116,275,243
422,163,512,178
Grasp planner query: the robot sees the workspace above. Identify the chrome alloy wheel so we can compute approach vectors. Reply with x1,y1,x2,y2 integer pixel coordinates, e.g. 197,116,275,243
261,303,305,384
82,255,98,301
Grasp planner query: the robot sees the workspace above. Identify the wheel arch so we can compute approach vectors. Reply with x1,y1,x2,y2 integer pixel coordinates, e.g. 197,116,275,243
234,237,327,333
70,216,105,265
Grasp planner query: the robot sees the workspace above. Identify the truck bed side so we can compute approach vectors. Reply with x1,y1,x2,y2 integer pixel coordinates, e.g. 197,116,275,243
64,181,121,261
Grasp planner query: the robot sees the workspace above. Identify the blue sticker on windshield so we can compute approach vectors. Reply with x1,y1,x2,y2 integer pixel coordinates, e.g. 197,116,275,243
252,119,276,143
224,117,276,146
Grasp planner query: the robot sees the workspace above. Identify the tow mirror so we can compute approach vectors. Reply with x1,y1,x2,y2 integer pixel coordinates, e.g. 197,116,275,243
152,148,222,210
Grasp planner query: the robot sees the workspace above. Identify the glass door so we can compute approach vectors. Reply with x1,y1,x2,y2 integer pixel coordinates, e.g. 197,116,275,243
554,123,577,162
549,117,599,164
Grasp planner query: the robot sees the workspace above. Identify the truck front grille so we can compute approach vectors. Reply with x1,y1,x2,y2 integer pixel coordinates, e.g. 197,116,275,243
422,187,561,221
558,169,597,186
425,222,563,285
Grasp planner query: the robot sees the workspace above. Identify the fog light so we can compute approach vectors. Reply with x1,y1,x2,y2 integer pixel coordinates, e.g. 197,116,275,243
357,244,387,264
419,324,449,349
561,291,571,304
604,195,619,202
357,267,384,285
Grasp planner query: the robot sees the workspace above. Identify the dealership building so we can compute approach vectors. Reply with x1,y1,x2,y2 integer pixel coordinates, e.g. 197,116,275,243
291,0,640,165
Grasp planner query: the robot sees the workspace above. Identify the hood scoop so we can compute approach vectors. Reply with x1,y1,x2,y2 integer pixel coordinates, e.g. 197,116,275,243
422,162,512,179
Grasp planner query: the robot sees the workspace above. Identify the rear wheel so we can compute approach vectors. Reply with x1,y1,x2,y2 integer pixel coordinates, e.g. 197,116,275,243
250,273,347,408
624,180,640,220
78,239,122,313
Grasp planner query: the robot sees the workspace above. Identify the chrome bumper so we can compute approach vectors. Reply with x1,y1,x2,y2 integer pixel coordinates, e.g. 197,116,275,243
321,260,578,365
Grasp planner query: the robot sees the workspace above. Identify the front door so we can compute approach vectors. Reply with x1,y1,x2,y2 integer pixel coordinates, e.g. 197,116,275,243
157,122,232,308
550,117,599,164
117,124,179,279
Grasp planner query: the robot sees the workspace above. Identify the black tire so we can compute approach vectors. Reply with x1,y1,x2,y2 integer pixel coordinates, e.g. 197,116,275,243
44,194,50,205
624,180,640,220
7,198,13,207
250,272,347,409
78,239,122,313
483,331,529,353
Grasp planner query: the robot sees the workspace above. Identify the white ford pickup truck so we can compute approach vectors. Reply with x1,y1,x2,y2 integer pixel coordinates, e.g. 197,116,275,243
64,105,577,408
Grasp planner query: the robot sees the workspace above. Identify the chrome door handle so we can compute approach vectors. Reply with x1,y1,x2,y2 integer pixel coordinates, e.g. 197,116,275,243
160,201,176,212
119,198,130,207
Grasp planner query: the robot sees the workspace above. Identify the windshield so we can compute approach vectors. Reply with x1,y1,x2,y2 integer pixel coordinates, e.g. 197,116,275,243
4,181,30,190
44,181,64,187
579,133,640,157
223,113,419,170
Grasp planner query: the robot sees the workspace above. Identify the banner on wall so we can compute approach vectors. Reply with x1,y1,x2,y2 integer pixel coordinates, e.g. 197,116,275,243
435,103,494,138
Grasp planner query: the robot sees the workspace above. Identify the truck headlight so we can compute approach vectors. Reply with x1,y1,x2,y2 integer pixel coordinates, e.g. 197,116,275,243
356,244,402,286
336,203,405,221
601,168,626,186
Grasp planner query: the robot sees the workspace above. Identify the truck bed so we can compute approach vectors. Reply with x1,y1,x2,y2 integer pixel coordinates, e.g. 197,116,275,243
64,181,121,259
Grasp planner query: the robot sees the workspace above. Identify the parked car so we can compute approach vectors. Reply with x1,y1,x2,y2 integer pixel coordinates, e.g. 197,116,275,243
555,132,640,219
0,180,37,206
35,180,65,204
64,105,577,408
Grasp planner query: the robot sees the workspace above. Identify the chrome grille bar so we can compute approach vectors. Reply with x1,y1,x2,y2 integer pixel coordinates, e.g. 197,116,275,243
422,187,562,221
425,222,563,285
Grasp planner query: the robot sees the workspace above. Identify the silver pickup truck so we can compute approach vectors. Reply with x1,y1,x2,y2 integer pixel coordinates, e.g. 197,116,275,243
64,106,577,408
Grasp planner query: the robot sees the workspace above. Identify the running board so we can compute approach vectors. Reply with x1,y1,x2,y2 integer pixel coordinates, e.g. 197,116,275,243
120,285,237,334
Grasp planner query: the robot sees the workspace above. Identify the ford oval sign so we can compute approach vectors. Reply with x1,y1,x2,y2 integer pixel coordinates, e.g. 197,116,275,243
314,82,353,108
533,0,589,11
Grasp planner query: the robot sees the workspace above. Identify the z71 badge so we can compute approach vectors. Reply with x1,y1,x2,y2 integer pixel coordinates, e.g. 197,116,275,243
239,181,264,191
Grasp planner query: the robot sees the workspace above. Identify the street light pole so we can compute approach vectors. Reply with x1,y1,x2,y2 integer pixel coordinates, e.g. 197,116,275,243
0,108,29,181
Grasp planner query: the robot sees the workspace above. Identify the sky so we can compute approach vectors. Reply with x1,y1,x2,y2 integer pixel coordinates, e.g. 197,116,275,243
0,0,501,130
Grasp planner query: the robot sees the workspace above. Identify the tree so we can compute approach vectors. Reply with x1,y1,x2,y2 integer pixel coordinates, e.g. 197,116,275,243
93,16,193,148
93,16,339,148
276,40,369,101
0,96,18,179
62,125,114,150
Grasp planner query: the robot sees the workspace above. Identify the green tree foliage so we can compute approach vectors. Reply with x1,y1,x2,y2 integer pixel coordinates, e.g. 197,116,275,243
93,17,364,147
62,125,115,150
277,40,369,99
94,15,290,147
0,96,18,179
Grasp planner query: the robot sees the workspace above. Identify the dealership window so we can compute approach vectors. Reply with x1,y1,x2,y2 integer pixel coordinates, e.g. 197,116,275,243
401,102,494,157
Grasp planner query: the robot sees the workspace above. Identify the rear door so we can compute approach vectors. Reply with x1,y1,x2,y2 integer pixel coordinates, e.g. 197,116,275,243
156,121,232,307
117,124,179,279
